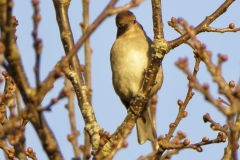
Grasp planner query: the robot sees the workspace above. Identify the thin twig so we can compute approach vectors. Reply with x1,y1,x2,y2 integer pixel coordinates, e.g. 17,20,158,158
65,78,80,159
80,0,92,158
168,0,236,50
31,0,42,89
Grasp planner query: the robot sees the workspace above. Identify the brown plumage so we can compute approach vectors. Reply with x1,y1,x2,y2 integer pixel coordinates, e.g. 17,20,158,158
110,11,163,144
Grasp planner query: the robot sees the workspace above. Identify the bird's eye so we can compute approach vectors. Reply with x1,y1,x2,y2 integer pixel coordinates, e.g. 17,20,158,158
124,23,129,28
133,20,136,23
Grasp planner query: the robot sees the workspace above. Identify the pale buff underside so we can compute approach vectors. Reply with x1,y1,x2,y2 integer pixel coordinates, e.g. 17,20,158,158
110,24,163,102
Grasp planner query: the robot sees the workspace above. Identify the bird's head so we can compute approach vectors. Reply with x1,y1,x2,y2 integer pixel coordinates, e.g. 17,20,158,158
116,10,136,28
115,11,140,38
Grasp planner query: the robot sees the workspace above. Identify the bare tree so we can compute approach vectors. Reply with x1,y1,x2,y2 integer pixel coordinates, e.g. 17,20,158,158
0,0,239,159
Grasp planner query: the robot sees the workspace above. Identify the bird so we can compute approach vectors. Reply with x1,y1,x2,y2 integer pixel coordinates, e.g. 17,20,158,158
110,10,163,144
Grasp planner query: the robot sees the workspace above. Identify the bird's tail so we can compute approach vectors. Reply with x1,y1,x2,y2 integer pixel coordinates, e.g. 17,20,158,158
136,102,157,144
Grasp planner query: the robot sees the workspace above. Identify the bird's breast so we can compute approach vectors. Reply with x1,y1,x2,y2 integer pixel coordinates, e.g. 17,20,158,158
110,35,150,102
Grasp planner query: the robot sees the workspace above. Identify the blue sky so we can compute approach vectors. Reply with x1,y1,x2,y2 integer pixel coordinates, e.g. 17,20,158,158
1,0,239,159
